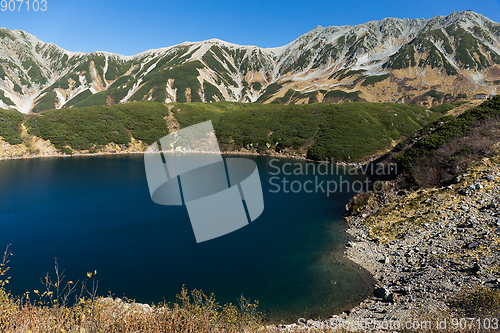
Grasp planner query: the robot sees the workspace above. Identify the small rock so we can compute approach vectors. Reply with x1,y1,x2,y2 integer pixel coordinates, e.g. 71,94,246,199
400,285,412,295
467,242,479,249
374,287,389,299
386,293,398,303
484,174,495,181
458,220,475,228
471,263,482,274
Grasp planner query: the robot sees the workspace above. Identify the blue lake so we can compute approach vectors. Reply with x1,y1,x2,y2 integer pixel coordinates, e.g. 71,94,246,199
0,154,374,322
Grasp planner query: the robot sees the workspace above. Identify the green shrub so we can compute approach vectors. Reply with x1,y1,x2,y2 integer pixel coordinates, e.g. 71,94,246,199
429,100,468,114
204,81,224,103
32,91,57,113
424,90,442,99
361,74,390,87
395,96,500,169
0,90,14,106
251,82,262,90
306,102,434,161
61,147,73,155
0,108,23,144
172,101,437,161
65,89,93,108
26,101,170,150
72,91,108,108
256,82,283,102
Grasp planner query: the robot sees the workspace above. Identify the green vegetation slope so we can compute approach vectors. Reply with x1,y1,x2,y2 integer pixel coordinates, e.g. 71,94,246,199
24,102,170,154
172,101,440,161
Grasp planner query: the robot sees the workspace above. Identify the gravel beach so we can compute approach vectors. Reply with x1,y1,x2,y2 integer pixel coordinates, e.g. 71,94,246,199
330,161,500,331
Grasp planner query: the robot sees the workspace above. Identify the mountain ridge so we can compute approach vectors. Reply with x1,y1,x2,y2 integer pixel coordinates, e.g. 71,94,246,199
1,10,499,113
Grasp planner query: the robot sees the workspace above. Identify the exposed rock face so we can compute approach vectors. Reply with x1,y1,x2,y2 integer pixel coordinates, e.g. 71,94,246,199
0,124,60,159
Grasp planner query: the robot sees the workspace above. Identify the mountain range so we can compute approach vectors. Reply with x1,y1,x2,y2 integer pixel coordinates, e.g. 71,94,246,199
0,10,499,113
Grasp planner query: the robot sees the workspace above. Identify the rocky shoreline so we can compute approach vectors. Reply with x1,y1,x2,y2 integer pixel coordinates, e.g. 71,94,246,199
0,131,377,167
0,146,308,162
321,159,500,331
0,144,378,170
0,138,373,167
0,131,310,162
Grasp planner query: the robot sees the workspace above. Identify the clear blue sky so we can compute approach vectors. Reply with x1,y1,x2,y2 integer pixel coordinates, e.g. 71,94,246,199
1,0,500,56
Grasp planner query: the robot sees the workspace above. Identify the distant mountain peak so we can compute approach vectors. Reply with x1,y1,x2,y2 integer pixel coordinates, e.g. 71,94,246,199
0,11,498,113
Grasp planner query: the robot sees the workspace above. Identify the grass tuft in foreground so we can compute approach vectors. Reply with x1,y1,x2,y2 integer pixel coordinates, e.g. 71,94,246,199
0,245,275,333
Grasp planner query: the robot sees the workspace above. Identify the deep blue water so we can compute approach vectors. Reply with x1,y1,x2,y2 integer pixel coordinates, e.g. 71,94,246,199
0,154,374,322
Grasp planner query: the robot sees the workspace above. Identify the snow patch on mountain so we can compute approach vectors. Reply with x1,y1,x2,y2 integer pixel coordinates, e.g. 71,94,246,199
120,78,143,103
165,78,177,103
0,11,499,112
102,55,109,87
189,44,211,61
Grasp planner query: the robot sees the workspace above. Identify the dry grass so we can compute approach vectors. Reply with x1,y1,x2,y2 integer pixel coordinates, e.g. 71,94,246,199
4,251,497,333
0,290,270,333
346,192,372,215
446,100,484,117
2,257,498,332
0,245,345,333
448,285,500,317
0,244,273,333
365,153,500,246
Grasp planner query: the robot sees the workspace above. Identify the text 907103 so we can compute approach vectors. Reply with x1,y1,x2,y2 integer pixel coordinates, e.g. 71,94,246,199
1,0,47,11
